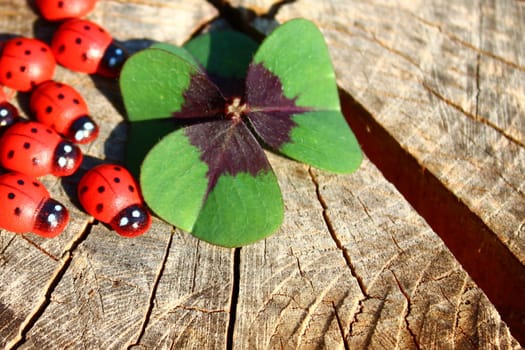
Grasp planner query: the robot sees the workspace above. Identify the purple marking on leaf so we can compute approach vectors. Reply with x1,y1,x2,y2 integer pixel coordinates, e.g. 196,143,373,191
244,63,311,150
173,71,226,120
184,119,271,193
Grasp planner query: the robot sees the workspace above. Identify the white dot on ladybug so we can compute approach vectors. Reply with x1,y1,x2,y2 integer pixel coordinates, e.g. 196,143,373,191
48,214,58,227
0,109,8,117
55,204,63,212
74,131,83,141
58,156,67,168
63,144,73,153
132,210,140,218
119,217,129,227
74,122,95,141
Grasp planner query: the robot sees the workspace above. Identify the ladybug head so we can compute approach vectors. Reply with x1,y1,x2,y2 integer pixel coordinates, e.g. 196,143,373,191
66,115,99,144
97,41,128,78
110,204,152,237
34,198,69,237
53,140,83,176
0,101,19,128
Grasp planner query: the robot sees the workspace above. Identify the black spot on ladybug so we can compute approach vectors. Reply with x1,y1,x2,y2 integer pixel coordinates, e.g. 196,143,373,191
7,192,15,199
15,40,22,46
17,179,24,185
20,66,26,72
46,128,52,134
80,185,88,194
14,207,21,216
40,47,48,52
57,93,65,100
5,72,12,79
96,203,103,213
128,185,135,193
7,150,14,159
97,186,105,193
58,1,64,8
24,49,31,55
114,166,122,171
75,38,82,45
32,157,39,165
73,99,80,105
58,45,65,54
81,53,88,62
31,127,38,133
84,25,91,30
55,82,63,88
113,177,121,184
46,106,53,113
23,142,30,149
33,181,40,187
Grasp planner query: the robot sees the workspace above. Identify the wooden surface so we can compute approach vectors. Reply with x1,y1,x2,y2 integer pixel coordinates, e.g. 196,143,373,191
0,0,523,349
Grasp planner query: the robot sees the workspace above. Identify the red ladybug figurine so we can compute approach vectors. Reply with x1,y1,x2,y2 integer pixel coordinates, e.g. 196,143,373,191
30,81,99,143
77,164,151,237
0,121,83,177
35,0,97,21
51,19,128,77
0,172,69,237
0,38,56,91
0,86,19,128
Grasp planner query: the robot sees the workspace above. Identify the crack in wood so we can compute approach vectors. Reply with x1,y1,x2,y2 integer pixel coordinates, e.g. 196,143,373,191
288,247,314,291
307,167,368,298
226,247,240,350
351,22,422,71
20,236,59,262
349,12,525,152
348,293,387,348
127,228,174,349
295,272,348,347
331,301,350,350
421,81,525,149
474,0,483,125
5,222,94,350
190,240,201,294
391,270,420,350
339,87,525,343
408,10,525,73
0,235,16,267
451,274,469,345
173,305,227,314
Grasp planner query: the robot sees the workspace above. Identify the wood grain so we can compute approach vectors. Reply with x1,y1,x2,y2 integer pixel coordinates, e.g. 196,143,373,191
0,0,522,349
232,0,525,343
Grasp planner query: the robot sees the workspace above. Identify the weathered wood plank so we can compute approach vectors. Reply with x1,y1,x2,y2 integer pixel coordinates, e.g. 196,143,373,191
234,153,519,349
268,0,525,272
0,0,522,349
19,222,172,349
231,0,525,346
131,233,233,349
